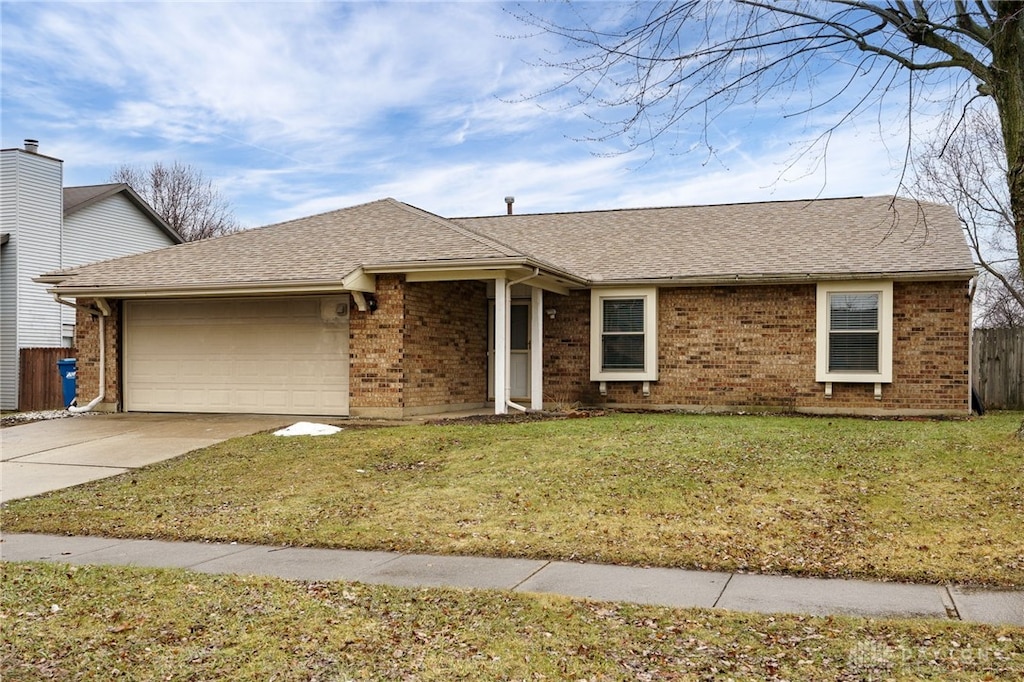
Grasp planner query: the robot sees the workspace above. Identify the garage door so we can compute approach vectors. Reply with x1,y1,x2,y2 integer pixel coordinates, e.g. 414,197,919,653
125,297,349,415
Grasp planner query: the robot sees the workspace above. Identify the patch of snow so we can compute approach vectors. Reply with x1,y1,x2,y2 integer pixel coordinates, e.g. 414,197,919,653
273,421,343,437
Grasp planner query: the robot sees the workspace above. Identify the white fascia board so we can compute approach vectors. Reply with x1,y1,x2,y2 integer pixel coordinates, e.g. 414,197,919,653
590,269,977,287
340,268,376,292
405,268,514,283
401,265,573,295
370,258,584,284
46,280,357,299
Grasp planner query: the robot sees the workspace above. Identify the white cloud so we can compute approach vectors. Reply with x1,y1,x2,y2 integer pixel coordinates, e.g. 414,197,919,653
2,1,960,226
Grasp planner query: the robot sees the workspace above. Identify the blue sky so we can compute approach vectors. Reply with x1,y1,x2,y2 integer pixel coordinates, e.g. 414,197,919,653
2,1,933,228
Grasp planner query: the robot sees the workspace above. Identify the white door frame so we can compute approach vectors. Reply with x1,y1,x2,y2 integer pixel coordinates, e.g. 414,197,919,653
489,300,531,402
530,285,543,410
490,280,544,413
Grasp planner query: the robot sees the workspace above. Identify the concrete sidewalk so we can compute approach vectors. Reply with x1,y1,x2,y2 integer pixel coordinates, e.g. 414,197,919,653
3,533,1021,626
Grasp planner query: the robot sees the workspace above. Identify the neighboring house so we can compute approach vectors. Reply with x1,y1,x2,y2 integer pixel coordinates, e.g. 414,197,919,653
38,195,975,418
1,140,182,409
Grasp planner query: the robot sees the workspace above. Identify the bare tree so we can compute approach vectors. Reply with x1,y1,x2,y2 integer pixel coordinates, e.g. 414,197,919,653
111,161,239,241
516,1,1024,281
975,269,1024,327
913,105,1024,327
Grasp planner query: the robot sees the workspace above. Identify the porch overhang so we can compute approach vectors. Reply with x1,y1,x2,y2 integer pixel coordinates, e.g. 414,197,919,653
366,258,582,295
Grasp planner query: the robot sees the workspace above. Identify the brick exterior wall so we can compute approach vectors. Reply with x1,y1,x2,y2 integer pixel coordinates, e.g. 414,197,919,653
348,275,406,411
348,275,488,415
403,280,488,409
74,277,968,417
73,299,122,411
542,280,971,415
540,288,598,406
886,279,972,412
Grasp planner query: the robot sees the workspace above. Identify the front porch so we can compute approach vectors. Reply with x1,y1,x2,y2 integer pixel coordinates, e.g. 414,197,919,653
347,272,573,419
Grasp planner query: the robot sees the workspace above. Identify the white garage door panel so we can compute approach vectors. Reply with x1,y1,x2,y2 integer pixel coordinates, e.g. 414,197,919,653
126,298,349,415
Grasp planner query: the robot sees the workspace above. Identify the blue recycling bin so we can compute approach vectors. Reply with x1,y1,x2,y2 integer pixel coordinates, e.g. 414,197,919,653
57,358,77,408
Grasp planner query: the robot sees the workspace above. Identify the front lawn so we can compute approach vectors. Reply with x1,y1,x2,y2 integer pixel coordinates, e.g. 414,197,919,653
3,561,1021,680
4,412,1023,586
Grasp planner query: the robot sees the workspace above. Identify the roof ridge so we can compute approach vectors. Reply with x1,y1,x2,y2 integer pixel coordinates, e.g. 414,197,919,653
65,182,125,191
147,197,403,247
251,197,397,232
454,194,890,220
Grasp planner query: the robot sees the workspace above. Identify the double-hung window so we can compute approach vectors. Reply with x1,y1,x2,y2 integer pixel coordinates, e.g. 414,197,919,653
590,288,658,381
815,281,893,383
828,292,880,371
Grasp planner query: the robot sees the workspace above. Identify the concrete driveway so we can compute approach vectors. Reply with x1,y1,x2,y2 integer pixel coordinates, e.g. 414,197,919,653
1,413,296,503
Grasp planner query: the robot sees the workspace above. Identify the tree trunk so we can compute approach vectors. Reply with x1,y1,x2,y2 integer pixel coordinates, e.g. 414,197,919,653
991,4,1024,285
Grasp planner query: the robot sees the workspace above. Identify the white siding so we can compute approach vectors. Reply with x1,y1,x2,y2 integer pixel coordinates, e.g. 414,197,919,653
0,149,63,409
63,193,177,266
61,193,178,330
1,158,19,409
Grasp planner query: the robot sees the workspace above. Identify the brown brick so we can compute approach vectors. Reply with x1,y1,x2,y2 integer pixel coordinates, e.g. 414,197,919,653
348,275,488,414
541,281,970,415
73,299,122,411
74,278,970,418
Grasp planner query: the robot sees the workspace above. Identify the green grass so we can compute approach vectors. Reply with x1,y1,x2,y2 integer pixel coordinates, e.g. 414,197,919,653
3,561,1021,680
4,412,1023,586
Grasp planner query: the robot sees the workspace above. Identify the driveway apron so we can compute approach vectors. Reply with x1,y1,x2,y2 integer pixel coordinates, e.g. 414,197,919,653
1,413,294,503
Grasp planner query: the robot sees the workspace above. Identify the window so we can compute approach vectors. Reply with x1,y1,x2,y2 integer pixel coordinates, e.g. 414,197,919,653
828,292,879,371
816,281,892,383
602,298,645,370
591,288,658,381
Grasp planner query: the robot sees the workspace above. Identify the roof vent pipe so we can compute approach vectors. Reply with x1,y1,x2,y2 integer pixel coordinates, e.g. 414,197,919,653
505,196,514,215
24,139,39,153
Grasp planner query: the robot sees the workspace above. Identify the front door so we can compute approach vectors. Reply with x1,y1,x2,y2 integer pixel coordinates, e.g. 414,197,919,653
488,301,530,402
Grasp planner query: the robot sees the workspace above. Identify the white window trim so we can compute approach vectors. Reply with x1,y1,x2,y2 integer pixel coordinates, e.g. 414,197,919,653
590,287,658,382
815,281,893,384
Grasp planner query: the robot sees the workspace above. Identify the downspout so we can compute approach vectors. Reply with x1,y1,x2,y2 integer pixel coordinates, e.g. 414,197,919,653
54,295,109,413
967,275,977,414
503,268,540,413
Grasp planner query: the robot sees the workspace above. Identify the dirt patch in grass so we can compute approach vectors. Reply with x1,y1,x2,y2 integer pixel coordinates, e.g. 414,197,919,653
3,561,1021,680
5,412,1023,587
426,408,604,426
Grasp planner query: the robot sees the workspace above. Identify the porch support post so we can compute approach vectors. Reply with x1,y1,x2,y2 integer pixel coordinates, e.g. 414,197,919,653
530,286,543,410
494,274,508,415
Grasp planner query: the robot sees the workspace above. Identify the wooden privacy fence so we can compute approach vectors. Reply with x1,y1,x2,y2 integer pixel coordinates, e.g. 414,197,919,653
973,328,1024,410
18,347,77,411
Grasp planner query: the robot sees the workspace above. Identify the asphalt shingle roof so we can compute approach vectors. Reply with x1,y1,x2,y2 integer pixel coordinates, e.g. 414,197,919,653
46,198,521,289
63,184,125,215
44,195,974,292
455,196,975,282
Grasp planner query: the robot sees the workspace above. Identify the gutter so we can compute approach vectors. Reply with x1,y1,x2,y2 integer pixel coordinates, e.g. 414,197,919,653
54,295,110,413
588,268,979,287
366,257,587,286
41,280,364,299
43,268,973,300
